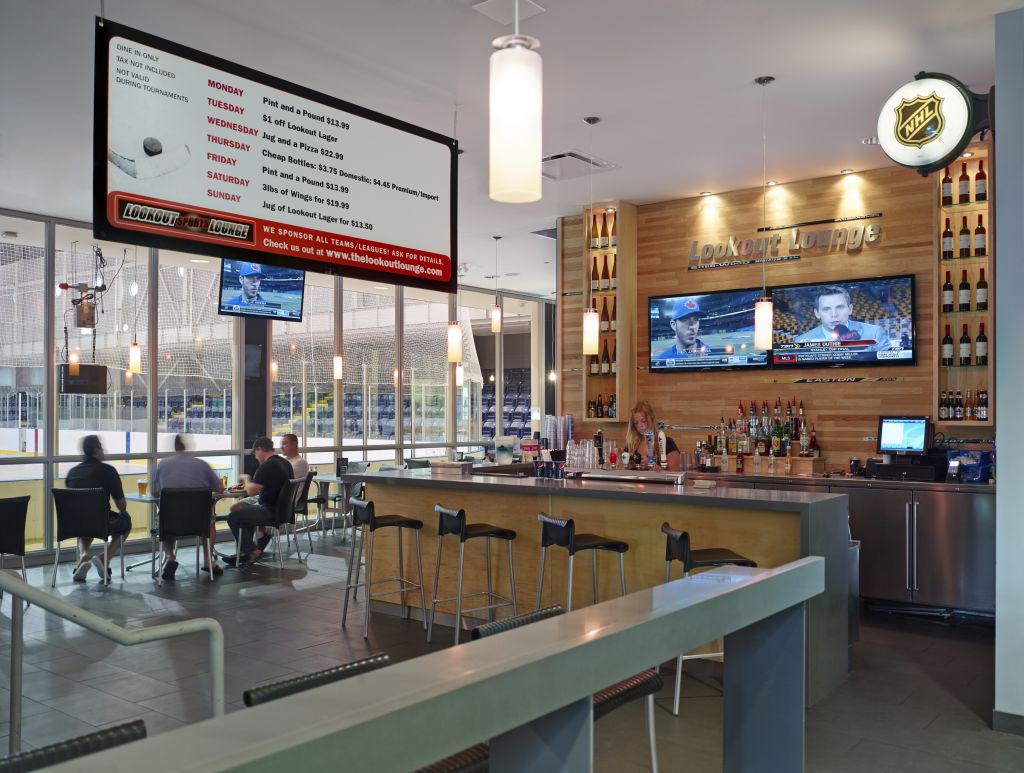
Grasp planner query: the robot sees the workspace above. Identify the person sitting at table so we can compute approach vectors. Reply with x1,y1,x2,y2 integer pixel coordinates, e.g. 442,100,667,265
280,433,308,480
151,434,226,580
224,436,293,566
65,435,133,582
624,401,682,471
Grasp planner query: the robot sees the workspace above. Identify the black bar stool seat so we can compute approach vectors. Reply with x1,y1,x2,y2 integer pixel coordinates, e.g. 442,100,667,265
572,533,629,553
372,513,425,531
689,546,757,569
427,504,518,644
534,513,629,612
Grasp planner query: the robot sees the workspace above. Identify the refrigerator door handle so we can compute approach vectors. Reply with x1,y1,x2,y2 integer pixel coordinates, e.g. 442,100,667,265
905,502,911,591
913,500,919,591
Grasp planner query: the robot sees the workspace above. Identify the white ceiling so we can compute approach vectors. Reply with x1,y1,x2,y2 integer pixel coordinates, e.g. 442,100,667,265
1,0,1020,299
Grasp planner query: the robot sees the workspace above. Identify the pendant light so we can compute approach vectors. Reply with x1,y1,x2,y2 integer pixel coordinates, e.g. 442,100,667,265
126,247,143,372
489,0,542,203
68,349,80,377
333,355,344,381
128,339,142,373
581,116,600,356
455,363,465,387
490,236,503,332
447,320,463,362
753,76,775,351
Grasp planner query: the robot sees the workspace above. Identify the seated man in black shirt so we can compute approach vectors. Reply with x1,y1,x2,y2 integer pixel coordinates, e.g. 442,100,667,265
225,436,293,566
64,435,133,582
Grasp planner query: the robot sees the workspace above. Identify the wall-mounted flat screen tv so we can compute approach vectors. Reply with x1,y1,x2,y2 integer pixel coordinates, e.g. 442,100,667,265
649,288,769,372
217,260,305,322
771,274,916,367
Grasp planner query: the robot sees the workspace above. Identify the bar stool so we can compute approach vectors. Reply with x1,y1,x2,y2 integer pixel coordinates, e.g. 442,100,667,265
534,513,628,612
341,496,427,639
661,521,757,716
427,504,518,645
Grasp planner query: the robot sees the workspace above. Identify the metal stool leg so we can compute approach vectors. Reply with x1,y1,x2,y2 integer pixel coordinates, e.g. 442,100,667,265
566,552,575,612
506,539,518,616
454,541,465,645
50,543,60,588
427,533,444,643
619,552,627,596
362,530,375,638
397,526,407,620
414,529,427,631
341,525,361,628
353,522,364,599
672,654,684,716
645,693,659,773
534,545,547,610
592,551,599,604
20,555,29,610
485,537,494,623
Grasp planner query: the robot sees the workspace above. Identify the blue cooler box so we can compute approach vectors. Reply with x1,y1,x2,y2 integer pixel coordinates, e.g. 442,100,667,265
946,450,993,483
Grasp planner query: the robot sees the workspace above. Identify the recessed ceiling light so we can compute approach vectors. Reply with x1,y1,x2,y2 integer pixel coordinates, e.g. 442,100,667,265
190,258,209,264
767,180,778,186
862,136,878,145
373,285,388,290
961,151,974,158
604,207,616,213
840,169,854,175
699,191,712,196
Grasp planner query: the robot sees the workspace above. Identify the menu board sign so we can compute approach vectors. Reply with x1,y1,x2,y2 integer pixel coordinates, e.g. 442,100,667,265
94,19,456,292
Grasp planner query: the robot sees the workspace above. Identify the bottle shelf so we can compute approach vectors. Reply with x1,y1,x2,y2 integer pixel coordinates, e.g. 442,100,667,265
935,420,991,427
939,201,989,211
939,309,989,316
940,254,989,261
940,364,988,369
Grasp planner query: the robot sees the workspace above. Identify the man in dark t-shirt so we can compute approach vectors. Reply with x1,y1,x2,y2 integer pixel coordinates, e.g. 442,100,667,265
225,436,293,566
65,435,133,582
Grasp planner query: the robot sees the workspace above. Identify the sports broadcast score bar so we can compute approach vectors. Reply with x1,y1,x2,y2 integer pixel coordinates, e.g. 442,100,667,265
94,19,456,292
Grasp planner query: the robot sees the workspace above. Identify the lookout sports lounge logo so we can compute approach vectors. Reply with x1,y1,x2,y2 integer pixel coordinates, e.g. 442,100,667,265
111,194,256,244
893,92,944,149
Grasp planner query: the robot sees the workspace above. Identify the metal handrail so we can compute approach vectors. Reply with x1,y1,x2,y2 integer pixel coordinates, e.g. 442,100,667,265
0,570,224,756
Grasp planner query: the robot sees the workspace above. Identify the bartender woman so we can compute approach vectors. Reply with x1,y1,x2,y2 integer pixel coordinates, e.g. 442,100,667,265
625,400,682,471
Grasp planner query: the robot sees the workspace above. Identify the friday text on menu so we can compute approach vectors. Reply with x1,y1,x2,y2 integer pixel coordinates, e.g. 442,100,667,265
98,20,454,290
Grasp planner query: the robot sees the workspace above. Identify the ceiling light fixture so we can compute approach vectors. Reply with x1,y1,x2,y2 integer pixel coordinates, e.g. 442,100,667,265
700,191,712,197
766,180,778,186
961,151,974,158
489,0,542,203
447,320,463,362
753,75,775,352
333,355,343,381
455,362,465,387
491,236,503,332
582,117,600,356
840,168,854,175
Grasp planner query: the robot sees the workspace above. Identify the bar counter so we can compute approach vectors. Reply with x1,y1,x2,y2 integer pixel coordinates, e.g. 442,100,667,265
339,469,850,705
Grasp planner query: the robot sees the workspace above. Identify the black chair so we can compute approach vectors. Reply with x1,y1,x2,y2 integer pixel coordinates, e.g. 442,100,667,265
427,504,517,645
243,654,390,707
417,606,662,773
155,488,216,585
51,488,124,588
289,470,316,559
230,478,303,571
341,496,427,639
660,521,756,716
0,496,31,601
534,513,629,612
0,720,146,772
405,458,431,469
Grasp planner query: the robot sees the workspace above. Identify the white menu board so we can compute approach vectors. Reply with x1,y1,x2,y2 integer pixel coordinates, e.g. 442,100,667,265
94,19,456,291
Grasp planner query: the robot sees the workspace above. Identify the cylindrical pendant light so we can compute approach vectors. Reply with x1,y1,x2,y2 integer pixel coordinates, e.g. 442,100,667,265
128,340,142,374
68,350,80,377
754,298,774,350
333,355,344,381
124,369,133,386
582,304,600,355
270,360,279,381
489,304,502,333
490,236,503,332
489,9,542,204
455,362,465,387
447,321,463,362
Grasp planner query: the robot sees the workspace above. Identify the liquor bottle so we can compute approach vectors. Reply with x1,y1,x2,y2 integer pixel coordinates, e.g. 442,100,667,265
606,209,617,248
590,353,599,376
587,400,595,419
974,215,986,256
799,421,810,456
600,255,610,291
609,297,617,332
600,297,610,332
976,322,988,366
609,254,617,290
958,270,971,311
596,394,604,419
599,212,609,249
591,211,603,249
942,218,953,259
608,394,616,419
942,271,954,312
809,424,819,457
959,217,971,258
938,390,949,421
610,341,617,375
600,340,611,375
753,446,762,472
954,390,964,420
590,256,600,291
975,160,987,202
941,324,954,366
784,451,792,475
978,389,988,421
958,162,970,203
959,324,972,366
941,166,953,206
964,390,974,420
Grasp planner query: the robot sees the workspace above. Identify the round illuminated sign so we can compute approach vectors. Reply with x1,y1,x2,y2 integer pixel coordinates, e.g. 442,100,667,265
877,74,974,174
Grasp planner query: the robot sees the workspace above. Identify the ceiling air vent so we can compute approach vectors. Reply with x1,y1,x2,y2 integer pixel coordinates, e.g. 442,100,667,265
541,150,618,181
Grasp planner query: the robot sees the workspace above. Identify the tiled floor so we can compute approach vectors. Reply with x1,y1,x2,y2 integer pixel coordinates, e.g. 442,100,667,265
0,536,1019,772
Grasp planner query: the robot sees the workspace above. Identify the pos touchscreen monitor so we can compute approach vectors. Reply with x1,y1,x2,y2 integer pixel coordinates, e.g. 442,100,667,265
876,416,930,456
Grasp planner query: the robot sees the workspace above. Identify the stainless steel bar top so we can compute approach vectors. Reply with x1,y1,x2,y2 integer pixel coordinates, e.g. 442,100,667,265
336,468,844,512
687,470,996,494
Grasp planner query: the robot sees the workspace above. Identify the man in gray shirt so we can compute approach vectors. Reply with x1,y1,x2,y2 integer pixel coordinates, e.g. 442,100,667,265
152,435,225,579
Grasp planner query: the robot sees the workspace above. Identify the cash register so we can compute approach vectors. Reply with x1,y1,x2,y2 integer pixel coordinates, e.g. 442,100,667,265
865,416,948,482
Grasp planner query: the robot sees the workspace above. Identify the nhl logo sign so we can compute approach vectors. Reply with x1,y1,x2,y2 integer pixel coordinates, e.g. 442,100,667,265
894,92,944,148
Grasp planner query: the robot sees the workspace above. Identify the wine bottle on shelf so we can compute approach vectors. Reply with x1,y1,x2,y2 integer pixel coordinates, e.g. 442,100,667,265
974,215,986,256
599,212,609,249
596,394,604,419
608,394,616,419
939,390,949,421
599,255,610,291
941,324,954,366
941,166,953,206
976,322,988,366
609,297,617,332
965,390,974,420
591,212,602,249
590,353,599,376
958,270,971,311
958,162,970,203
959,217,971,258
611,341,617,375
976,268,988,311
959,324,972,366
978,389,989,421
600,297,610,332
590,256,600,291
587,400,596,419
606,209,617,248
975,160,987,202
600,340,611,375
942,271,954,313
942,218,953,259
955,390,964,421
609,254,618,290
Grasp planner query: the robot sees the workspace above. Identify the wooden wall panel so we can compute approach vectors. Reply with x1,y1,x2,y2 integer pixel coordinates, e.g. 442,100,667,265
561,166,938,468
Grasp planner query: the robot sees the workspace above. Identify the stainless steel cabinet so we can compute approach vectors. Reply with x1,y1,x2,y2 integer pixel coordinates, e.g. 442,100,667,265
832,485,912,604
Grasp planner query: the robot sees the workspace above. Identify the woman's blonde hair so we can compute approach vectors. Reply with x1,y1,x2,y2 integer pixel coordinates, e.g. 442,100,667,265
625,400,657,456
